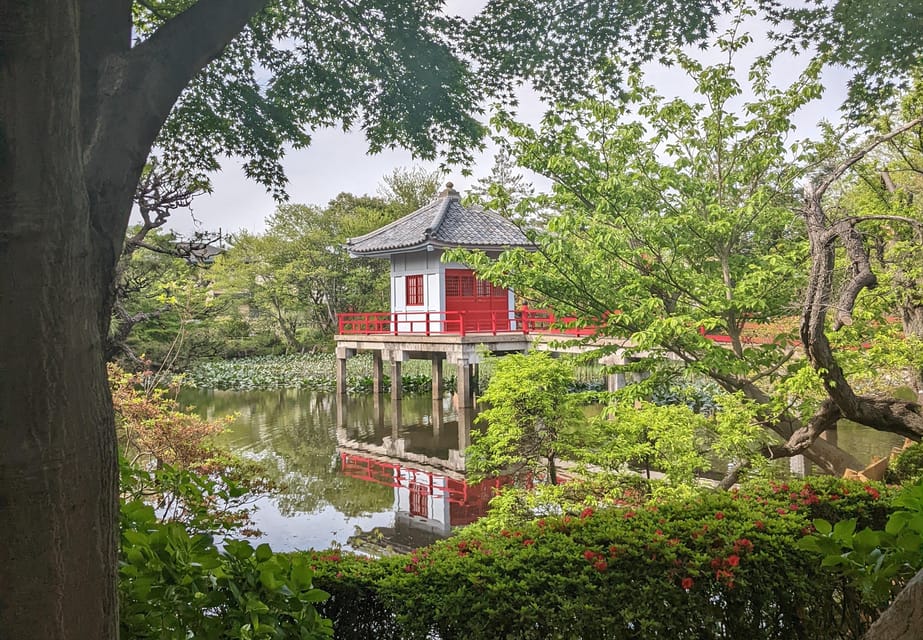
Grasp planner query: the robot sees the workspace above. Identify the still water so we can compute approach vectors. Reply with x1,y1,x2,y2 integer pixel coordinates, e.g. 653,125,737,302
181,388,906,554
181,389,489,554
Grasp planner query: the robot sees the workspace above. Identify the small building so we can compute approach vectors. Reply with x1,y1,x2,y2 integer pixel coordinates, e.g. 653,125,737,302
334,182,536,409
343,182,532,334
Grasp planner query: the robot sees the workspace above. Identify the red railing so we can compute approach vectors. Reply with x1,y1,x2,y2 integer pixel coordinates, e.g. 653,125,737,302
337,307,600,337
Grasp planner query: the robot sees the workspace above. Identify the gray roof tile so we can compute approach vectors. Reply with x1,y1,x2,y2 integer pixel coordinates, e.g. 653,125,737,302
346,187,531,255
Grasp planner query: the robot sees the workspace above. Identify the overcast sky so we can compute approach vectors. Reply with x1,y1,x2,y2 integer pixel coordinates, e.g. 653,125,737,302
156,5,851,236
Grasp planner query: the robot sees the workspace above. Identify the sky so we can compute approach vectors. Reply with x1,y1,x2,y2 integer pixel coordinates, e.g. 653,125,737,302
154,4,852,237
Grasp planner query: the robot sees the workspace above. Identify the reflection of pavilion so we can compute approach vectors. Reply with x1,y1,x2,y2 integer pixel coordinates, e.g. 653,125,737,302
335,394,510,554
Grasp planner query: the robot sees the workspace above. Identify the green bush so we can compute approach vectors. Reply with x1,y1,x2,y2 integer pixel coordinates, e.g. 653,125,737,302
120,500,332,639
309,478,890,640
887,441,923,485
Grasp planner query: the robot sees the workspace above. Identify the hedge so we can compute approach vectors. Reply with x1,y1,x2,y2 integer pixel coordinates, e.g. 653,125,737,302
308,477,891,640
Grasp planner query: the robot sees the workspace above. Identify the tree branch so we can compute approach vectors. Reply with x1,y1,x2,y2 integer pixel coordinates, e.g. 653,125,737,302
83,0,269,270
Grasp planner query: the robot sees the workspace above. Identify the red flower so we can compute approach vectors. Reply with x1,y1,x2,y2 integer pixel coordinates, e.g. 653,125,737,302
726,554,740,567
623,510,636,519
594,559,608,572
522,538,535,546
776,507,788,515
537,519,546,528
864,485,881,500
681,577,694,590
457,541,468,550
609,545,619,557
580,507,595,519
715,512,725,520
583,549,598,561
733,539,753,553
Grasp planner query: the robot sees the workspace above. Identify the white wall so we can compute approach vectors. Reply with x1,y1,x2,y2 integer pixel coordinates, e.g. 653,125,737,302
391,249,446,331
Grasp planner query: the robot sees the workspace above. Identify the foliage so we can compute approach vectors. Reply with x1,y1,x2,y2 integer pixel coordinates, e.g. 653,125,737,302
888,442,923,485
376,166,442,211
764,0,923,115
112,364,272,535
467,353,585,485
797,480,923,611
465,147,535,221
307,478,890,640
119,500,332,640
112,226,232,368
210,172,440,350
451,29,916,476
184,353,450,393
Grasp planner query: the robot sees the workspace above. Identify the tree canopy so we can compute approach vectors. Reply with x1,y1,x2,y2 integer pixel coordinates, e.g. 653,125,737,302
454,34,922,479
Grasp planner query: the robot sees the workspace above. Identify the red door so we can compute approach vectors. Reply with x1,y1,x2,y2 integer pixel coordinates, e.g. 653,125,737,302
444,269,511,332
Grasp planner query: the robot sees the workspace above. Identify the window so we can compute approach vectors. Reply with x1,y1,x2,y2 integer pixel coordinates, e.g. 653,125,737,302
405,274,424,306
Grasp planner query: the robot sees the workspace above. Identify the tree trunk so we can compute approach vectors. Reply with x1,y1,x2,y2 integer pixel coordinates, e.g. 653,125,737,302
863,568,923,640
0,2,118,637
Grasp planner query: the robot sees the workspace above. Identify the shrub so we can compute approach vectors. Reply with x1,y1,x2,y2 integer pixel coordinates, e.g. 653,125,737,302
120,501,332,639
887,441,923,485
309,478,890,640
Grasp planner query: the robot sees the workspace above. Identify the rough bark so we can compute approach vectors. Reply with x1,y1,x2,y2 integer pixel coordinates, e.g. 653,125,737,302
799,117,923,448
0,3,118,637
863,568,923,640
1,1,267,637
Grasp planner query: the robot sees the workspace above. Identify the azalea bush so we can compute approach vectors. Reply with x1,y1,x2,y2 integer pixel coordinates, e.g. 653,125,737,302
308,478,891,640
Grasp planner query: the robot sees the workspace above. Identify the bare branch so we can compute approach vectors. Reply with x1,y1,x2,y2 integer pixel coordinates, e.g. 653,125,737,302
814,116,923,201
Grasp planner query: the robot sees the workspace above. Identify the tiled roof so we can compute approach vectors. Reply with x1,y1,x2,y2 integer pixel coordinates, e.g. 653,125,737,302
346,184,531,255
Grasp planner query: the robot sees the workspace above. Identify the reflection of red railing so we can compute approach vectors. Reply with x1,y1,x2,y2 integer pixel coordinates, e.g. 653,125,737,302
338,452,510,513
336,307,599,337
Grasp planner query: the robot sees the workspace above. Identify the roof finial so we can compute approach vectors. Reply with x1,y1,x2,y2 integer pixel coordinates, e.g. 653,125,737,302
439,181,460,200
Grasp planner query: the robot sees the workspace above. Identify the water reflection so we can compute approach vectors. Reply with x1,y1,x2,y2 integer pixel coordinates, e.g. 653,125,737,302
180,388,905,553
180,388,491,553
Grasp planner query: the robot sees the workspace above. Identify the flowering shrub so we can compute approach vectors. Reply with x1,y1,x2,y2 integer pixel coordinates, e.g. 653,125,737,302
309,478,891,639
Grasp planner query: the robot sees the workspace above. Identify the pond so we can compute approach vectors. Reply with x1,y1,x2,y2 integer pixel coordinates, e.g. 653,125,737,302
181,388,496,554
180,388,907,554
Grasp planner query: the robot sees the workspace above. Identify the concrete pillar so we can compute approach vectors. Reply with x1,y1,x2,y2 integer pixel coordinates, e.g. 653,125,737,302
455,359,472,408
457,405,474,451
607,372,627,393
431,357,443,399
790,455,808,478
391,360,402,401
372,351,384,394
335,355,348,396
471,363,480,394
